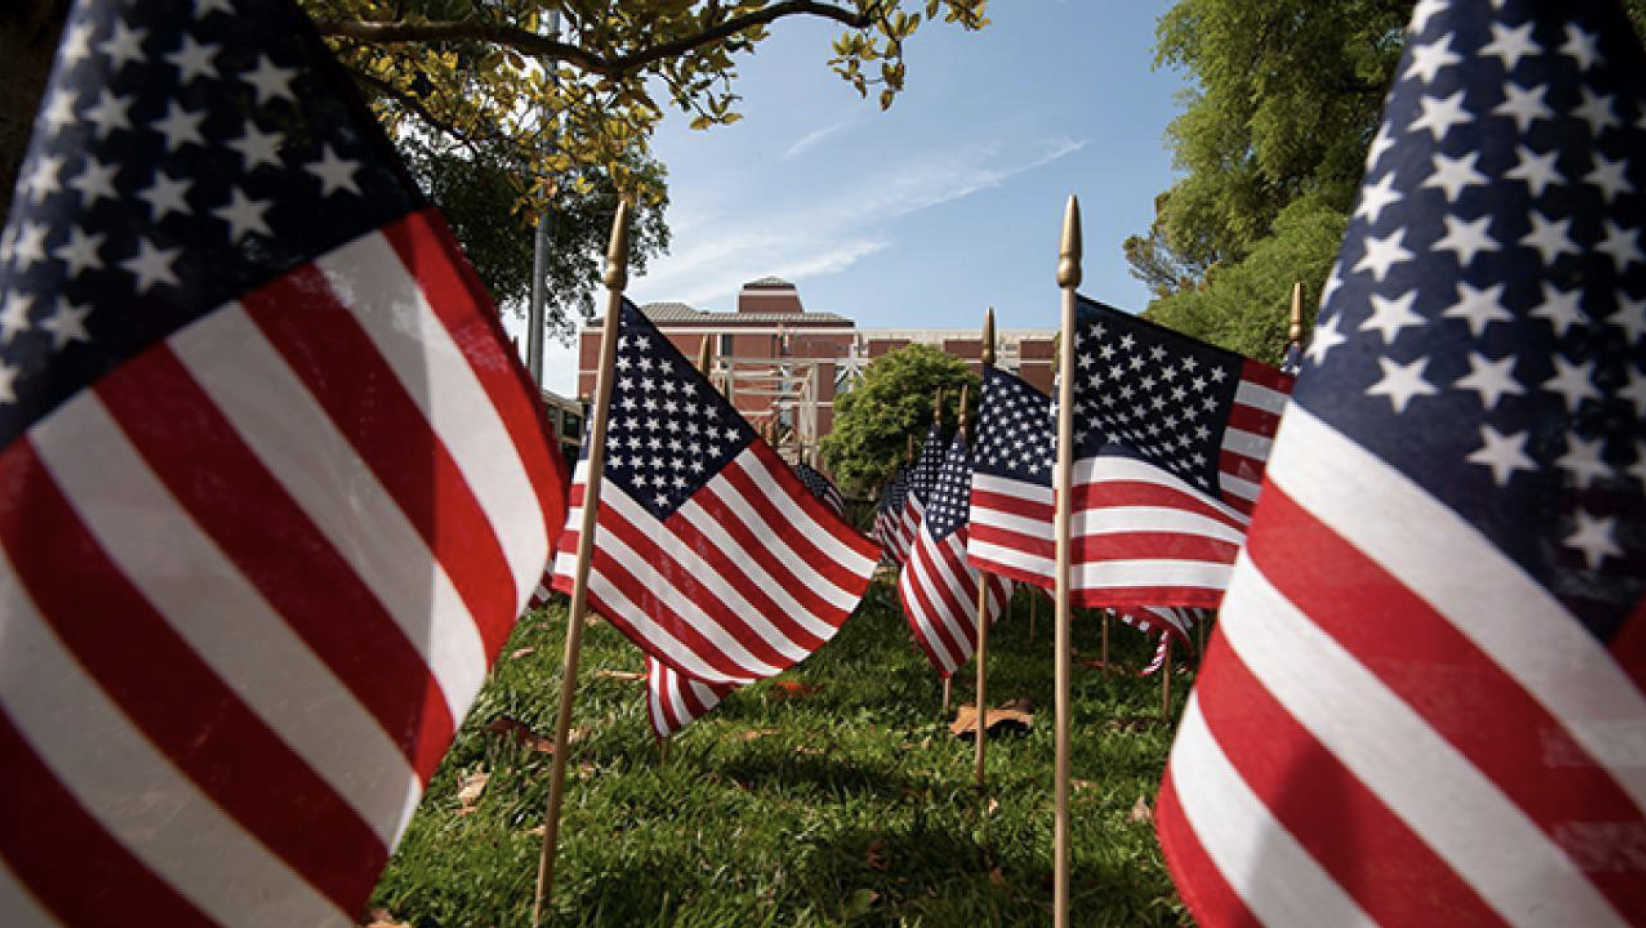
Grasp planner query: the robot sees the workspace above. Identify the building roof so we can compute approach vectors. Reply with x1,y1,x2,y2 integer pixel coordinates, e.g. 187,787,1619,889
638,302,852,326
742,276,794,288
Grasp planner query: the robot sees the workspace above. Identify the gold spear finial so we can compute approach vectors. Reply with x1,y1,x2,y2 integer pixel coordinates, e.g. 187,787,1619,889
1288,280,1305,345
957,382,972,438
696,334,713,376
933,386,945,424
981,307,996,368
1057,195,1082,290
906,434,916,464
603,201,632,292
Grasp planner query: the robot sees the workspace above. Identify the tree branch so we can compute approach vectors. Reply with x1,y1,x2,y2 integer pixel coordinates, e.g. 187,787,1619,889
313,1,871,78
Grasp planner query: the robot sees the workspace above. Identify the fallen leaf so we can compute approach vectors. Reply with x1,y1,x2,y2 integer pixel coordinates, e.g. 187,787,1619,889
1071,779,1097,794
363,909,412,928
456,770,489,815
1129,795,1153,823
739,728,780,741
524,824,546,837
1000,696,1034,712
866,838,888,871
768,681,820,700
508,646,536,660
483,716,567,753
595,669,646,683
987,797,1000,817
949,704,1034,739
795,745,827,756
989,866,1007,888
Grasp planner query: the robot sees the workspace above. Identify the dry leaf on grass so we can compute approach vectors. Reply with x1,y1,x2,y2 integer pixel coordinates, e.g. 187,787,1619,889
508,646,536,660
989,866,1007,888
484,716,570,753
595,669,646,683
738,728,780,742
1129,795,1153,823
949,704,1034,739
455,770,489,815
866,838,888,871
363,908,412,928
768,681,820,700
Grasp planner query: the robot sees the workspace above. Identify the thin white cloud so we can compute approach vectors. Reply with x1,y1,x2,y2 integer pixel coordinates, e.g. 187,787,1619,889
782,118,853,159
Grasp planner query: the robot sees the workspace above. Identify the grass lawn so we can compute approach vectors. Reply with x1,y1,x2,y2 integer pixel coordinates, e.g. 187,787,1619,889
369,577,1194,927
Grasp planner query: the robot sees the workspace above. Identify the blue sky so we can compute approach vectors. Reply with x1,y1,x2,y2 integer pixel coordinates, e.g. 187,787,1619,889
532,1,1188,394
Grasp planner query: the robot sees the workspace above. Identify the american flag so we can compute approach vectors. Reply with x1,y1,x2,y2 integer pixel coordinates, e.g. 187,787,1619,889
874,466,910,562
553,303,880,685
1069,297,1293,608
1114,604,1205,648
645,654,734,739
966,366,1055,589
897,433,1013,677
1138,633,1172,677
1157,1,1646,924
0,2,566,925
896,421,946,558
793,460,846,516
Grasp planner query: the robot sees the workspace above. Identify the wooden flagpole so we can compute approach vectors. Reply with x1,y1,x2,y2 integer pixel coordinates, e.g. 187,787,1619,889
532,201,632,927
1053,195,1081,928
973,312,995,788
1289,280,1305,352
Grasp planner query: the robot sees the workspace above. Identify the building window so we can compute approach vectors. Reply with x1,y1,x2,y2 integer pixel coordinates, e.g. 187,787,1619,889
719,333,734,357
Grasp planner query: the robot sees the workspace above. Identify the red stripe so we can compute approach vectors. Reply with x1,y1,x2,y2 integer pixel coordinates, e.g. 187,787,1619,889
1196,633,1504,925
1249,486,1646,916
1155,766,1266,928
1225,400,1283,440
751,443,879,560
0,439,384,911
1611,594,1646,694
380,210,569,570
240,266,517,658
903,529,973,673
969,486,1054,524
1073,587,1226,611
0,709,219,927
596,503,797,674
719,456,864,594
898,532,965,674
1218,449,1270,493
1072,478,1249,534
97,347,454,781
1073,530,1240,566
581,551,748,683
898,561,956,675
1238,357,1295,393
687,486,848,638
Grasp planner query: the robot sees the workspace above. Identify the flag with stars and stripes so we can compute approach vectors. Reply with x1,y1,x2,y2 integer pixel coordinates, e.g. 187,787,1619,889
0,2,568,925
645,654,735,739
897,433,1013,677
966,366,1056,588
896,421,947,559
1156,2,1646,925
1070,296,1294,608
874,466,911,563
793,460,846,516
553,303,881,686
1114,604,1206,649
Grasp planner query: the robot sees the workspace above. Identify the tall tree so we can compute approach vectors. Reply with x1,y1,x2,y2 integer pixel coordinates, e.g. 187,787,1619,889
821,344,977,494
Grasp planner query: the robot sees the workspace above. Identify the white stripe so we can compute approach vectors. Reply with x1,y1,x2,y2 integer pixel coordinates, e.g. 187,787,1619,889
972,472,1054,507
1218,471,1262,503
924,532,981,666
1220,426,1274,462
315,235,549,611
1072,456,1251,526
172,307,487,725
689,678,724,712
1235,379,1290,416
900,532,963,672
0,556,349,928
1270,403,1646,812
702,466,858,615
970,505,1056,543
0,859,63,928
1073,559,1232,593
31,394,422,847
1072,505,1247,546
1222,551,1627,927
740,449,875,576
1168,694,1375,927
966,537,1054,582
646,662,669,736
603,490,812,664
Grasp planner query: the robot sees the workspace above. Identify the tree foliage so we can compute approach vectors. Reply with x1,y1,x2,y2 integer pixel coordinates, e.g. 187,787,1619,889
821,344,978,494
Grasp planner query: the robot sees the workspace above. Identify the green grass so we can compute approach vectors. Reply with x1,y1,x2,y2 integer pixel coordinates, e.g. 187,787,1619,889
370,578,1194,927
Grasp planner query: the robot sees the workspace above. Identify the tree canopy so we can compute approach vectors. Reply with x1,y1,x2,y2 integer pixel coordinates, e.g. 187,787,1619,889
821,344,978,494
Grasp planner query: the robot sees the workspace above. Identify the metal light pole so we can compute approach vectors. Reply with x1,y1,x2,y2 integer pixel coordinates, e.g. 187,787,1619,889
525,10,562,386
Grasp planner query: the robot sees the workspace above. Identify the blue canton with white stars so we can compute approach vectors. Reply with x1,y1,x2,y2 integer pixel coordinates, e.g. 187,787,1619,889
923,433,975,543
794,461,844,513
880,465,909,515
974,366,1053,487
1073,296,1244,500
599,303,755,520
0,0,415,451
1304,0,1646,639
907,421,946,506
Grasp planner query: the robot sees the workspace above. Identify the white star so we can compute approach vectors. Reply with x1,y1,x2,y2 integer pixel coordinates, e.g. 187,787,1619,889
1422,151,1488,202
18,152,64,203
101,19,148,71
1319,261,1345,308
1454,352,1522,411
1557,435,1611,489
52,226,104,277
137,170,194,221
0,361,17,405
10,221,48,269
37,87,77,137
1441,282,1511,337
58,18,96,67
1620,370,1646,415
1353,228,1414,282
1574,88,1619,135
1585,154,1633,203
1543,355,1599,413
309,144,362,196
194,0,237,17
0,292,34,343
1492,82,1552,132
1304,313,1347,367
1505,144,1561,197
121,237,182,293
1366,122,1397,172
1468,426,1536,485
166,33,221,84
240,56,299,105
1565,510,1621,571
151,101,207,152
1367,356,1437,414
1432,214,1498,267
1479,21,1539,72
82,88,132,140
40,298,91,349
1354,171,1402,224
1531,282,1585,336
1560,23,1603,70
1362,289,1424,344
214,188,273,241
68,156,120,207
1405,34,1462,83
1520,211,1578,266
1611,295,1646,346
1408,90,1472,142
1596,220,1642,272
1408,0,1448,34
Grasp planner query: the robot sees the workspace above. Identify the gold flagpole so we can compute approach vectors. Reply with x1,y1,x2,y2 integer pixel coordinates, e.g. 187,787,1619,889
1289,280,1305,354
1053,195,1081,928
973,311,996,788
532,201,632,927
